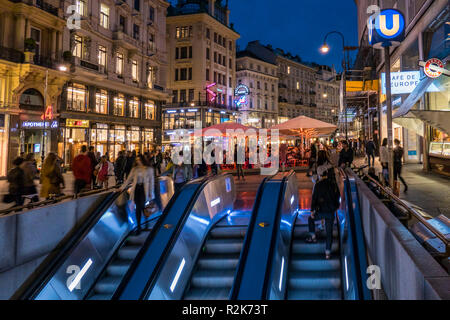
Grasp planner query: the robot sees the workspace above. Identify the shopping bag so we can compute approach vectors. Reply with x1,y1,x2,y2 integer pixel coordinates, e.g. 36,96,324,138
144,200,159,217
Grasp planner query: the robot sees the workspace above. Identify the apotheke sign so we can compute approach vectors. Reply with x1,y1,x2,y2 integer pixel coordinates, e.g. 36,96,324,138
22,120,58,129
381,71,439,94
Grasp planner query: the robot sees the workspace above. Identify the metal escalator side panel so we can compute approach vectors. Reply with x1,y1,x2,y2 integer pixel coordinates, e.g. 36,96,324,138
232,171,299,300
345,175,372,300
115,174,235,300
12,191,118,300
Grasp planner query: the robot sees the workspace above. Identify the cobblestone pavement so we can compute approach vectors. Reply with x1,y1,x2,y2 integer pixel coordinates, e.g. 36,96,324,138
353,156,450,218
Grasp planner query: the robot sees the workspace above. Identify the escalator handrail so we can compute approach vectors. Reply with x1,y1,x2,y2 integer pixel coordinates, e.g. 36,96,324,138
231,170,295,300
113,173,229,300
228,175,272,299
340,168,372,300
11,189,120,300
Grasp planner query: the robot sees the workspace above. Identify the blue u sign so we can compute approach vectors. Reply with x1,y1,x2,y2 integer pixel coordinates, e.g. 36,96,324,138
369,9,405,48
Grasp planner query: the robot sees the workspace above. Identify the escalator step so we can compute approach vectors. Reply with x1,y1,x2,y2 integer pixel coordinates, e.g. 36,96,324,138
117,245,141,260
288,271,341,290
184,288,230,300
209,227,247,239
126,230,152,245
288,288,342,300
197,255,240,270
204,239,243,254
94,276,123,294
291,241,338,254
106,259,133,276
191,270,236,288
293,227,338,239
290,254,340,272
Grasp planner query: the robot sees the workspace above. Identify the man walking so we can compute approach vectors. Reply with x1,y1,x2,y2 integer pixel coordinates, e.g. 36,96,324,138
338,141,354,169
365,138,376,167
307,139,319,177
72,145,92,195
305,166,341,260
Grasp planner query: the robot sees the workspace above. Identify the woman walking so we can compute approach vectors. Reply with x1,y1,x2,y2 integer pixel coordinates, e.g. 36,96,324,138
121,155,154,235
40,153,65,199
379,138,389,185
393,139,408,193
95,155,114,188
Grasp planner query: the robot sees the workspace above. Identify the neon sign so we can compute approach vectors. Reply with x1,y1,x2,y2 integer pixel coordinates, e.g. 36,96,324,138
234,84,250,108
206,83,217,103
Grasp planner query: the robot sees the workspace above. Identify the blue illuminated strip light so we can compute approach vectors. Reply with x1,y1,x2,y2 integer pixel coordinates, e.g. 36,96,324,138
68,259,93,292
170,258,186,292
210,197,221,207
279,257,285,291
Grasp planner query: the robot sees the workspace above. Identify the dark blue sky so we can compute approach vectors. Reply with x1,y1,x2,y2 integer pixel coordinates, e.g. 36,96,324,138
169,0,359,72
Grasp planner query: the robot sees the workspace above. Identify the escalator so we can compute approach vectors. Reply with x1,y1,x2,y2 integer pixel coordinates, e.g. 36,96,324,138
287,216,342,300
233,170,371,300
13,176,175,300
114,173,284,300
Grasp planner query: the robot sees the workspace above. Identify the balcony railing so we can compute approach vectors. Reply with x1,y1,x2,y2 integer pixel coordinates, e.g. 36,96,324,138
80,59,99,71
33,54,56,68
0,46,24,63
11,0,60,17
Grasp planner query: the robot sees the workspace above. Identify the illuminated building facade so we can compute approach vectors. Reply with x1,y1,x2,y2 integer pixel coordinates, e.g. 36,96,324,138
163,0,239,144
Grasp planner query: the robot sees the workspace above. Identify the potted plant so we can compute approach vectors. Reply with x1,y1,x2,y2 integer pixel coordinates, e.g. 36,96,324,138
63,51,72,62
24,38,36,52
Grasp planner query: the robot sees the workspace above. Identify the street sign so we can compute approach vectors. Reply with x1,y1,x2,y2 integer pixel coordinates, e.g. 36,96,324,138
419,58,448,78
368,9,405,48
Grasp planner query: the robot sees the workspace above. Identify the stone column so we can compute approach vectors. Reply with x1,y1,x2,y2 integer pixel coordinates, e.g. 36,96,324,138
51,30,57,60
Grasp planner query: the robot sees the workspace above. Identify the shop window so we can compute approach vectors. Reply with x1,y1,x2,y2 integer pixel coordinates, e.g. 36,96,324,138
145,101,155,120
95,89,108,114
67,83,87,112
129,97,139,118
113,94,125,116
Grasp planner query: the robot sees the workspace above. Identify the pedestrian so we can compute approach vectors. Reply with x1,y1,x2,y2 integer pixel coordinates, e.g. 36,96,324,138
366,138,376,167
307,139,318,177
124,151,135,179
173,162,187,192
21,153,39,202
87,146,98,189
40,152,65,199
7,157,25,206
121,155,154,235
305,165,341,260
235,142,245,181
114,151,127,184
338,140,354,169
95,156,114,188
72,145,92,195
316,150,333,180
155,149,163,176
379,138,389,184
394,139,408,192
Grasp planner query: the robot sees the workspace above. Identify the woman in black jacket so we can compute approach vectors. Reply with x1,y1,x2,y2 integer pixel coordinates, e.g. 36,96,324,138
7,157,25,207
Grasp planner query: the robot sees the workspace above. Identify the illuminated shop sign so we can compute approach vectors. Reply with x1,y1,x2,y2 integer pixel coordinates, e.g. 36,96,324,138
368,8,405,48
381,71,439,95
206,83,217,103
234,84,250,108
22,120,58,129
66,119,90,128
419,58,448,79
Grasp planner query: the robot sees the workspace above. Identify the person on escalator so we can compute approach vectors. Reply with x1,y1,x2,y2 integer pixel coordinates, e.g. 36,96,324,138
305,165,341,260
121,155,154,235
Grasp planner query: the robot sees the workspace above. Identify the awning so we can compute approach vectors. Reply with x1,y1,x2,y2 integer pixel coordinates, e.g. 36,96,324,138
393,116,424,137
410,110,450,135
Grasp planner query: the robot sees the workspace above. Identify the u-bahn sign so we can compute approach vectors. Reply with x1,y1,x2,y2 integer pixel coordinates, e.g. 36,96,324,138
368,8,405,48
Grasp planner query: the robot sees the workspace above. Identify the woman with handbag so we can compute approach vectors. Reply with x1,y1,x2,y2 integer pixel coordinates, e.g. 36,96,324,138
121,155,154,235
40,152,65,199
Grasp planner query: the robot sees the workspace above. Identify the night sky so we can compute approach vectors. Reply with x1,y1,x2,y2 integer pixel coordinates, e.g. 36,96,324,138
169,0,359,72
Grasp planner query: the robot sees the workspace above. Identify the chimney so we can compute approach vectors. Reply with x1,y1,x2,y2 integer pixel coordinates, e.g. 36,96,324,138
225,0,230,25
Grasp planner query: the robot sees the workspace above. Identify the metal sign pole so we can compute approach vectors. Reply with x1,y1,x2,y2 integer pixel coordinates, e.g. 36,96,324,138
384,47,394,188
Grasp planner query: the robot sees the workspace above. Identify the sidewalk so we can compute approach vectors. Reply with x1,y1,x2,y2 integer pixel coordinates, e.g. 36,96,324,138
353,157,450,218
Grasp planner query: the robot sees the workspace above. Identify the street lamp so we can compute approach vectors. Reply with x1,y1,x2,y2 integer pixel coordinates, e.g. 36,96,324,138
320,31,348,141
